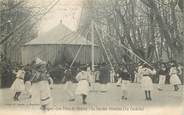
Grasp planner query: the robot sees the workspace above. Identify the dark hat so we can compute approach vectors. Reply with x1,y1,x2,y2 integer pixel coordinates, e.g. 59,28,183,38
142,63,150,68
24,64,31,71
80,65,87,71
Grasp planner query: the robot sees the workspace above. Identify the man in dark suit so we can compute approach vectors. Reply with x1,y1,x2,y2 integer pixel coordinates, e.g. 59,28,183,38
99,63,110,92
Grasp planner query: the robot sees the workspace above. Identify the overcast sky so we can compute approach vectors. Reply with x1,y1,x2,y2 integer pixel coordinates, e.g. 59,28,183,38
28,0,83,34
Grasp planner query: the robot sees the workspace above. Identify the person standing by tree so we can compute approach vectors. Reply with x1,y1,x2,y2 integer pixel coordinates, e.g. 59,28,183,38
110,68,115,83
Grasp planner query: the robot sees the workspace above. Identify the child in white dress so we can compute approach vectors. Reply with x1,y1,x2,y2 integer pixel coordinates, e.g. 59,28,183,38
141,64,156,101
11,67,25,101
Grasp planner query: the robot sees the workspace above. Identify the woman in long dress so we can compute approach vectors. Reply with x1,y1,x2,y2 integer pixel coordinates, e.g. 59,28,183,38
87,65,96,91
110,68,115,83
75,66,90,104
11,66,25,101
63,67,75,101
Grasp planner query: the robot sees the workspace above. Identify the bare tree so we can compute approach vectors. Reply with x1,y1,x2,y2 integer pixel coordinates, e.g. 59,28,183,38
0,0,38,63
80,0,184,64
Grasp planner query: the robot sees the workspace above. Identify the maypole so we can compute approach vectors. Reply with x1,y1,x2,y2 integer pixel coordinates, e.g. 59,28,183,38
94,23,114,69
91,20,95,71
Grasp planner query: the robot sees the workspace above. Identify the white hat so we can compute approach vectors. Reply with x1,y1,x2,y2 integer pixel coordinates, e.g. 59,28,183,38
35,57,46,65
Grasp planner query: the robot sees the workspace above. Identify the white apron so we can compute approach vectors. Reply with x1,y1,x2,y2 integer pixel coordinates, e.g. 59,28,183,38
75,71,90,95
31,81,52,106
11,78,25,92
140,67,156,91
141,76,153,90
159,75,166,85
11,70,25,92
169,67,181,85
170,74,181,85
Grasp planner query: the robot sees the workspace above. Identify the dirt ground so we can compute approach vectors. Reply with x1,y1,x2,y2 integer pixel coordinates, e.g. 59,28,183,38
0,83,183,110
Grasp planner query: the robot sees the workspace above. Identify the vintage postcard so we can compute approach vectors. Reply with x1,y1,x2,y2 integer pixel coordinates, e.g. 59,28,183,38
0,0,184,115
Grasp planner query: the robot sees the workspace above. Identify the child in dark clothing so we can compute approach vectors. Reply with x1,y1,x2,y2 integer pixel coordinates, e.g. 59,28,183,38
117,67,130,100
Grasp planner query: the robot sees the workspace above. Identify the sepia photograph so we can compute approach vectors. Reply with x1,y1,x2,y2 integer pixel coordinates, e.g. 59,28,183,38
0,0,184,114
